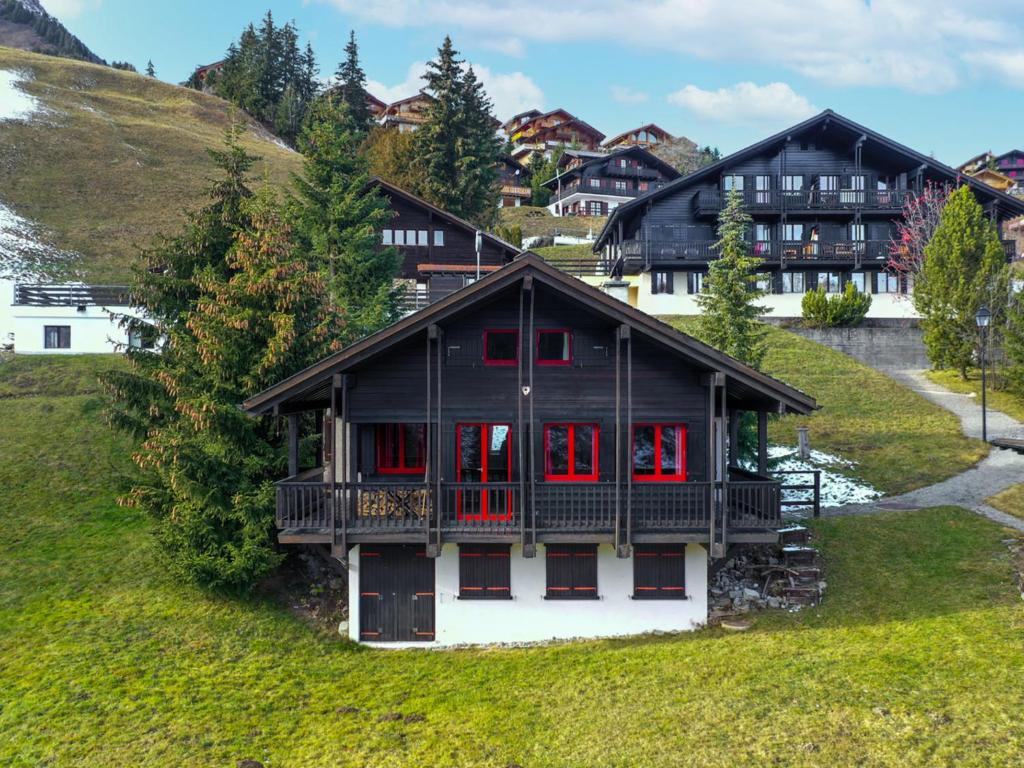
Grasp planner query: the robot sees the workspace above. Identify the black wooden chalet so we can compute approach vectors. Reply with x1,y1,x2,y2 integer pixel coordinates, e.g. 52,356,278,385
543,146,681,217
244,253,816,564
593,109,1024,289
371,178,520,311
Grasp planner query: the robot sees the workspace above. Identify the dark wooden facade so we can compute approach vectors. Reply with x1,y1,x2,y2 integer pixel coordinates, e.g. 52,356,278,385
545,147,681,217
604,124,676,150
372,179,520,311
245,254,816,563
595,110,1024,289
499,157,532,208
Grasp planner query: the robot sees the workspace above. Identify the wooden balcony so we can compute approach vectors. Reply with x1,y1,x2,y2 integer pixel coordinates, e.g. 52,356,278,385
621,238,893,270
692,187,914,216
274,472,782,547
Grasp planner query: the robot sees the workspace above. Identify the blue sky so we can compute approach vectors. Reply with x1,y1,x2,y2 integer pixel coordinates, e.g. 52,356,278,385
49,0,1024,165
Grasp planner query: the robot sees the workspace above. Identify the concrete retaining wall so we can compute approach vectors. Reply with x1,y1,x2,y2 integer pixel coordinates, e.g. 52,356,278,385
767,319,929,371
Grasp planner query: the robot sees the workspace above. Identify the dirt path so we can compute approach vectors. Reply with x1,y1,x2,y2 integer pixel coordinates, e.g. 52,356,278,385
824,369,1024,532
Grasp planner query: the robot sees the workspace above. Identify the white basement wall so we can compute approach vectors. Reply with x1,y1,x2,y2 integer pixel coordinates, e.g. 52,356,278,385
12,304,136,354
348,542,708,647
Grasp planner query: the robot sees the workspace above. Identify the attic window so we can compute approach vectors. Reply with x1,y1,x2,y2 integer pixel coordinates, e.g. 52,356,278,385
484,330,518,365
537,329,572,365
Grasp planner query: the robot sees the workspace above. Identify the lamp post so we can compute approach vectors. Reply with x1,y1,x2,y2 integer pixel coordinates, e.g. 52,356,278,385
975,305,991,443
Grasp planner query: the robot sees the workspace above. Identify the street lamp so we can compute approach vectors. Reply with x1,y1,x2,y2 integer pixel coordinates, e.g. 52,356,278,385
975,305,991,443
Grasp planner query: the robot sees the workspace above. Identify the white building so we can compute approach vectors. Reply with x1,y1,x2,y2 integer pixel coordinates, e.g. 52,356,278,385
10,283,151,354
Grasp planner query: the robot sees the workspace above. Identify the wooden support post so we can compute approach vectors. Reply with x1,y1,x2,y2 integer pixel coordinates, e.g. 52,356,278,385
624,325,633,557
525,284,537,558
728,409,739,469
614,325,623,557
425,328,435,557
328,374,341,561
716,375,728,559
757,411,769,476
287,413,300,477
432,324,443,553
517,279,530,553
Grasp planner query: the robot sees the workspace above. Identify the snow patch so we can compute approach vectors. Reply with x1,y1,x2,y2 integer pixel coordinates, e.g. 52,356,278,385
0,69,41,123
747,445,883,510
0,201,78,280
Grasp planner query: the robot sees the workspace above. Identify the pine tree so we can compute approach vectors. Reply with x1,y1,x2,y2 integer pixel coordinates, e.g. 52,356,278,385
696,189,767,369
145,60,155,77
457,65,502,228
334,30,372,132
1004,290,1024,397
101,126,339,591
293,98,401,343
415,36,464,214
914,185,1009,377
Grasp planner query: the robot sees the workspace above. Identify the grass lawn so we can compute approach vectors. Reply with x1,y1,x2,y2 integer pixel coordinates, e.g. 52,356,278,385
664,319,987,495
986,484,1024,520
498,205,607,239
3,355,1024,766
0,46,303,281
925,368,1024,423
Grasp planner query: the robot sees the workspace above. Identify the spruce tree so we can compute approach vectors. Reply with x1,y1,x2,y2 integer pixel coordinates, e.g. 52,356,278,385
458,65,502,228
696,189,767,369
415,36,464,215
335,30,372,132
1005,290,1024,396
293,98,401,343
145,60,156,77
915,185,1009,377
101,127,339,591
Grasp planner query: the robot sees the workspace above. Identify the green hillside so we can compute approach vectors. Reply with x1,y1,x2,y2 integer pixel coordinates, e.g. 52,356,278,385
0,46,303,281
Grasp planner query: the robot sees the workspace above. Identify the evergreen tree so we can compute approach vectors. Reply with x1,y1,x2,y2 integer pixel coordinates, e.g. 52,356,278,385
1005,290,1024,396
696,189,767,369
334,30,372,132
293,98,401,343
101,126,340,591
145,60,156,77
914,185,1009,377
413,37,501,224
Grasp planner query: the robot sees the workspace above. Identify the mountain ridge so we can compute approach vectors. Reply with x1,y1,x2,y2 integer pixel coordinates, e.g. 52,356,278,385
0,0,104,65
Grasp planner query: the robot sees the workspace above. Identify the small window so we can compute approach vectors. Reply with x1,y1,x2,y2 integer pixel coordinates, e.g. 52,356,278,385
875,271,900,293
537,329,571,365
851,272,867,293
394,229,405,246
782,175,803,191
406,229,416,245
614,180,627,192
633,545,686,599
632,423,687,481
417,230,428,246
483,329,518,365
459,544,511,599
433,230,444,247
849,223,865,241
652,271,673,295
722,174,744,191
782,272,805,294
544,423,599,481
783,223,804,242
588,201,603,216
546,544,598,599
589,178,600,188
820,272,841,293
686,272,703,295
381,229,393,245
376,423,426,474
44,325,71,349
128,325,156,350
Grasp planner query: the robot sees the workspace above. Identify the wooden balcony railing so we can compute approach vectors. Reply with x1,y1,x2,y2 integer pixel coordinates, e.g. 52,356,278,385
621,238,892,268
692,187,914,215
274,475,783,537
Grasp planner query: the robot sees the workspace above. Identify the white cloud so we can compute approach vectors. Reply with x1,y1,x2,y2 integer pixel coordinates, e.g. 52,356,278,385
41,0,102,19
478,37,526,58
963,50,1024,83
610,85,648,105
667,82,818,126
318,0,1024,93
367,61,543,121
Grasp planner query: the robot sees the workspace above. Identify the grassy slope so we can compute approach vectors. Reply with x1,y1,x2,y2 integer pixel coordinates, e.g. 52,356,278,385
498,205,607,238
0,46,304,281
926,368,1024,423
665,319,987,495
3,355,1024,767
987,484,1024,520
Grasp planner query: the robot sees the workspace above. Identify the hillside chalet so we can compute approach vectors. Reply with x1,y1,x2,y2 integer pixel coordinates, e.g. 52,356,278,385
604,124,676,150
544,146,680,217
499,156,532,208
505,108,606,163
372,178,520,312
243,253,816,645
593,110,1024,319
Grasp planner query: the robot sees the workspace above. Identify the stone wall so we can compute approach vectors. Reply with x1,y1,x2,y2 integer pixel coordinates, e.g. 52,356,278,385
767,318,929,371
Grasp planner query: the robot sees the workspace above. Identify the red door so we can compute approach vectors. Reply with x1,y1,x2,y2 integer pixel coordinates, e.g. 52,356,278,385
457,423,513,521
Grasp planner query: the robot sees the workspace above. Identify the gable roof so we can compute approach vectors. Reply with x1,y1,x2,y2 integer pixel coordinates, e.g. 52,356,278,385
514,108,606,143
242,252,816,416
603,123,676,147
370,178,520,259
594,109,1024,249
542,145,681,188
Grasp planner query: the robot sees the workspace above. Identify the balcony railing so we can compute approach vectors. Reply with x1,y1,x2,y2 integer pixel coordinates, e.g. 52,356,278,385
621,238,892,267
552,179,640,200
603,163,661,180
692,187,914,215
274,475,782,537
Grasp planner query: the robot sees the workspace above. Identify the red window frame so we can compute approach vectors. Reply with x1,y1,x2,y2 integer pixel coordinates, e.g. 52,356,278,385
631,423,687,481
375,423,426,475
536,328,572,366
543,423,599,481
456,422,514,521
483,329,519,366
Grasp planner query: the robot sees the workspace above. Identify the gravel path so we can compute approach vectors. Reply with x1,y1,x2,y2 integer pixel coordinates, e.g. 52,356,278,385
823,369,1024,532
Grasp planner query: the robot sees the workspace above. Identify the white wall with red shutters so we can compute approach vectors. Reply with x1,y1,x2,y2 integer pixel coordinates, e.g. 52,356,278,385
347,542,708,647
